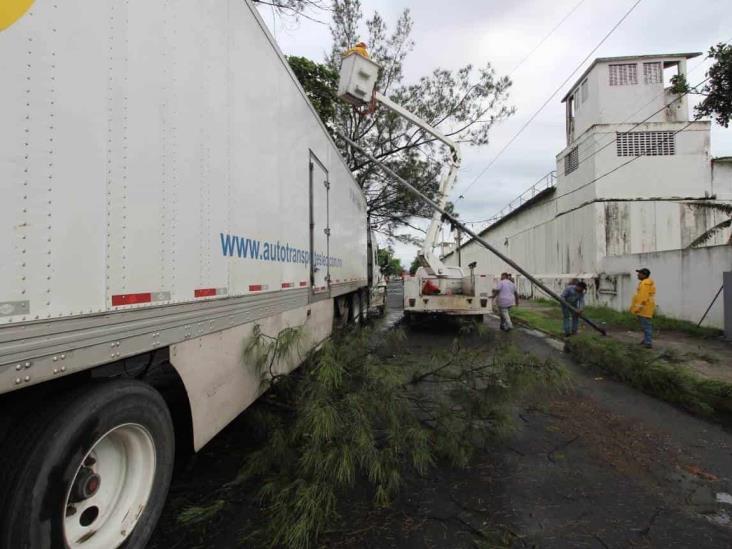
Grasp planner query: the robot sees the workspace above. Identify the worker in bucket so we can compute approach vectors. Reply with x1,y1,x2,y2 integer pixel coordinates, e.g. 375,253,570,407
630,268,656,348
492,273,519,332
560,280,587,337
344,41,369,58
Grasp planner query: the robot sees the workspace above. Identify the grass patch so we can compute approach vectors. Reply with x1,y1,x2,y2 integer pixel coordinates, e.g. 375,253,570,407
510,306,563,337
515,300,721,339
566,334,732,418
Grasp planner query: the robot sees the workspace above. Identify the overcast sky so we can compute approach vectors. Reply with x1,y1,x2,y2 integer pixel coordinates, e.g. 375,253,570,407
259,0,732,265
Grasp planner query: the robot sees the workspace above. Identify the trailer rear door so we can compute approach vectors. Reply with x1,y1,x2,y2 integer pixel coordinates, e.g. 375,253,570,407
309,154,330,294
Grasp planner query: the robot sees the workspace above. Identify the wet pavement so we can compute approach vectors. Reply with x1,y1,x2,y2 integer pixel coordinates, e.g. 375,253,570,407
150,281,732,548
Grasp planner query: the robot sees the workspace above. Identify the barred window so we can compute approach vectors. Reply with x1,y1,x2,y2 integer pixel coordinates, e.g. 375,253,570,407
616,131,675,156
580,79,588,102
609,63,638,86
564,146,579,175
643,62,662,84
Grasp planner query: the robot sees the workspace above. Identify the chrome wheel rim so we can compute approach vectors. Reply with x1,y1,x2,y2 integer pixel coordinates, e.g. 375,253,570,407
63,423,156,548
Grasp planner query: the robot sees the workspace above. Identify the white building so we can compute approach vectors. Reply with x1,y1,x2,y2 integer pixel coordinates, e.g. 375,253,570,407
445,53,732,328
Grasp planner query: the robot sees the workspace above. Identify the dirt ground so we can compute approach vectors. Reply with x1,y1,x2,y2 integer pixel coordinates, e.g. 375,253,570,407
149,282,732,548
611,328,732,384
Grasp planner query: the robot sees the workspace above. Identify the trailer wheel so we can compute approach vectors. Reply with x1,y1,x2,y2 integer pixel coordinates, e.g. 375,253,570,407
334,295,349,329
350,291,365,324
0,379,174,549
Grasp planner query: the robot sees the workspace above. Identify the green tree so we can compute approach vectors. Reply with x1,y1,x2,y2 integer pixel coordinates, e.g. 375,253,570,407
670,42,732,127
330,1,513,238
286,1,513,242
226,328,565,548
377,247,402,277
686,202,732,248
674,42,732,248
695,43,732,128
409,255,421,275
252,0,329,22
287,56,339,128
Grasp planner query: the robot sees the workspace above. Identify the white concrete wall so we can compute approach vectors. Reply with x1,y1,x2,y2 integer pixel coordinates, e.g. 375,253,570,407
555,121,712,213
593,122,712,201
713,160,732,199
600,200,732,255
445,193,732,328
599,245,732,328
445,199,732,278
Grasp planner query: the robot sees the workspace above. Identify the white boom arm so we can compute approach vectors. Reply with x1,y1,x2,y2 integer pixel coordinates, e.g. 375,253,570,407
373,92,462,277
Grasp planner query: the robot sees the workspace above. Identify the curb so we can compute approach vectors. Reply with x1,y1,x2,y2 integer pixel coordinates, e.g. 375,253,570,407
486,312,566,352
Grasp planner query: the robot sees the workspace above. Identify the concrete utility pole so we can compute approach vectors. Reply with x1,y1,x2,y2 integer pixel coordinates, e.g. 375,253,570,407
338,133,608,336
724,273,732,340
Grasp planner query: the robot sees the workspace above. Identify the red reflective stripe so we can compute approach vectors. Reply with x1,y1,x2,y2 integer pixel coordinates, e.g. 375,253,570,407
194,288,217,298
249,284,263,292
281,282,294,288
112,293,152,306
299,281,308,287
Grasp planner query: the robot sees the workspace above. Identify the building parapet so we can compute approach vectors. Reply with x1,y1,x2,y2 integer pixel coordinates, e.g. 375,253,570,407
481,171,557,228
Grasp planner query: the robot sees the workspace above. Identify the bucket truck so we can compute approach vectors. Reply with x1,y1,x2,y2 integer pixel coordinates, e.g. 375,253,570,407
338,50,492,317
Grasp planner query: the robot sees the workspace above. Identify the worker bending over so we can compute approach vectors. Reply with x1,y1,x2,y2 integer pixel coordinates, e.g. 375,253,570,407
561,280,587,337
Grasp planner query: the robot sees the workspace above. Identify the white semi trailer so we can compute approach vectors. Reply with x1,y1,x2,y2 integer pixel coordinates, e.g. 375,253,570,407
0,1,375,547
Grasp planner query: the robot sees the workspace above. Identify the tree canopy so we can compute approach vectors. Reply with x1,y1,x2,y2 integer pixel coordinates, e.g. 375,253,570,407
376,247,403,277
695,43,732,128
252,0,329,22
287,56,339,127
408,256,421,275
286,0,514,243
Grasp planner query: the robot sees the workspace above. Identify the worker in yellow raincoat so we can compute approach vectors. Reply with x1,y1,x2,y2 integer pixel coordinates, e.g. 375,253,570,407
343,42,369,58
630,268,656,348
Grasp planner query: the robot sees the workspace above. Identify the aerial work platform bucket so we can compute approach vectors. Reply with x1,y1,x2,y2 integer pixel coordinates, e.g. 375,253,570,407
337,51,380,108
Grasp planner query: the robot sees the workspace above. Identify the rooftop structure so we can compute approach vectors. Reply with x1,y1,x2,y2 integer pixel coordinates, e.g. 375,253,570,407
561,52,701,145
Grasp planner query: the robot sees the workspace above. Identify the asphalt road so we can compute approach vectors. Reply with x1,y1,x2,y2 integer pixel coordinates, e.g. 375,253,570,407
150,281,732,548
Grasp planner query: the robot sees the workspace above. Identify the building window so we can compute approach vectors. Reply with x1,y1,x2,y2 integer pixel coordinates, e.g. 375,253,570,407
616,131,675,156
609,63,638,86
580,79,588,102
564,146,579,175
575,92,581,112
643,62,662,84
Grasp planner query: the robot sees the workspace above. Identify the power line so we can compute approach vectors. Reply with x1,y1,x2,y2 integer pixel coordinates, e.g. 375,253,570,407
457,0,644,200
508,0,588,76
461,34,732,227
460,35,729,218
560,76,708,172
463,119,699,234
561,36,729,172
550,120,695,203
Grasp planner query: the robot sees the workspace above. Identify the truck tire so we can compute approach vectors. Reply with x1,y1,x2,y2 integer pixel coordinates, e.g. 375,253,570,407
0,379,175,549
